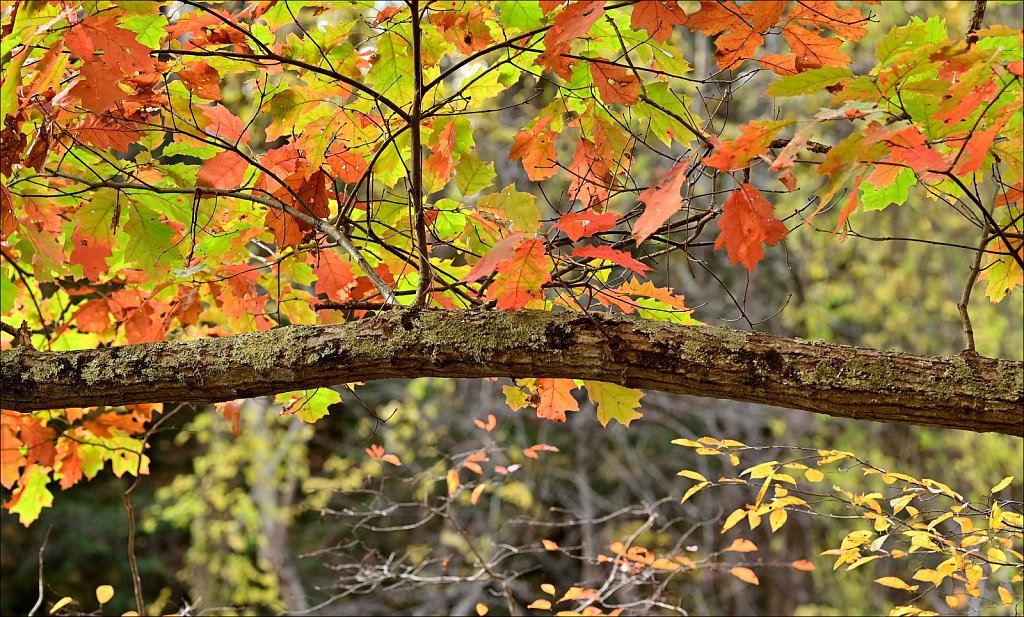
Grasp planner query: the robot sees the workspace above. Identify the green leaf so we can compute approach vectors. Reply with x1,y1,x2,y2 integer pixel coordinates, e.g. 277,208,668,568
8,465,54,527
299,388,342,423
432,200,468,241
766,67,852,97
124,201,177,276
585,381,643,427
118,13,169,48
861,168,916,211
475,185,540,234
499,0,545,31
455,154,496,197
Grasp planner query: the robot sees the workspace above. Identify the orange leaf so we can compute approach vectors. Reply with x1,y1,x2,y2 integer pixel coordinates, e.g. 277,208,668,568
630,0,689,43
542,539,559,550
572,245,651,274
703,121,789,171
537,2,605,79
178,61,222,100
310,250,356,301
713,183,788,271
446,469,460,495
535,378,579,422
632,162,688,243
791,559,816,571
590,61,640,105
729,566,760,585
198,150,248,190
509,116,559,181
724,538,758,553
485,239,552,309
555,211,620,241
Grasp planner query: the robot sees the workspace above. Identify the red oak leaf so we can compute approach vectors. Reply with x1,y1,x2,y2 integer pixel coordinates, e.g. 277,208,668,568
631,0,689,43
537,1,605,79
954,125,999,176
326,149,368,183
55,439,84,490
486,238,551,309
70,223,112,281
178,61,222,100
19,419,56,467
555,211,620,241
590,61,640,105
567,139,613,206
74,299,112,334
198,150,249,190
461,232,525,282
73,114,142,152
685,1,784,69
703,121,789,171
309,250,356,301
632,161,688,243
714,183,788,271
201,104,250,144
572,244,652,274
425,119,458,185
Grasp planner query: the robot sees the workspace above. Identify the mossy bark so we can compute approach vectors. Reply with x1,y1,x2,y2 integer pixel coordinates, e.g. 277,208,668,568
3,309,1021,435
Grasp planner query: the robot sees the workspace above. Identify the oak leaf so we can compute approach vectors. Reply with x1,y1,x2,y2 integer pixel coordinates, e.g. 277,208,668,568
714,183,788,271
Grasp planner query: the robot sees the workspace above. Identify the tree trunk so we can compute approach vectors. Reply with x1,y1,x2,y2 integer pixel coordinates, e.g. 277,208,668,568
3,309,1021,436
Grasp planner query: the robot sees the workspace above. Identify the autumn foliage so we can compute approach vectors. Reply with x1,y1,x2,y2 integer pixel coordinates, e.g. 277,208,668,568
0,0,1022,614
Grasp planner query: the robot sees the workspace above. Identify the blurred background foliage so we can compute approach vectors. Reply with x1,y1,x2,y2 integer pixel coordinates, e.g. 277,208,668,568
2,1,1022,615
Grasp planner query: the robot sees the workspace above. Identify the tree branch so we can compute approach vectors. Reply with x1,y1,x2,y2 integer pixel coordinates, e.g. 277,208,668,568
3,310,1021,436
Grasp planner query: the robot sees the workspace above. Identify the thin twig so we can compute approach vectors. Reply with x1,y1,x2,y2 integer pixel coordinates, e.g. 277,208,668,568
27,527,52,617
958,228,990,353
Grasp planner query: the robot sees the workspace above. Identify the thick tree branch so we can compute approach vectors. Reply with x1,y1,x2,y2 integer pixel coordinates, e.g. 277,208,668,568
3,310,1020,435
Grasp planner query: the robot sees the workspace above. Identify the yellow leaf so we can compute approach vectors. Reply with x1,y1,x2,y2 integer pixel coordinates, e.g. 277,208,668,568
50,597,73,614
987,547,1007,569
671,438,702,447
677,470,708,482
560,587,599,602
541,583,556,595
847,555,881,571
681,481,709,504
890,494,914,514
447,469,460,496
817,450,851,465
747,509,761,530
945,595,962,609
990,476,1014,494
741,461,779,479
804,468,825,482
722,509,746,533
729,567,759,585
122,613,140,617
542,539,559,551
769,508,787,532
998,586,1013,605
724,538,758,553
840,530,873,550
720,439,746,448
875,576,918,591
527,599,552,610
96,585,114,605
695,447,721,455
476,603,489,616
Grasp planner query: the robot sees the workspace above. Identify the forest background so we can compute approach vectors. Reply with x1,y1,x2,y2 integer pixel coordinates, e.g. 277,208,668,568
0,0,1022,615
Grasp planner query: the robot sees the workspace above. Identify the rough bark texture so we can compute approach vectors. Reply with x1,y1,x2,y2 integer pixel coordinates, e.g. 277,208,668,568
2,309,1022,435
